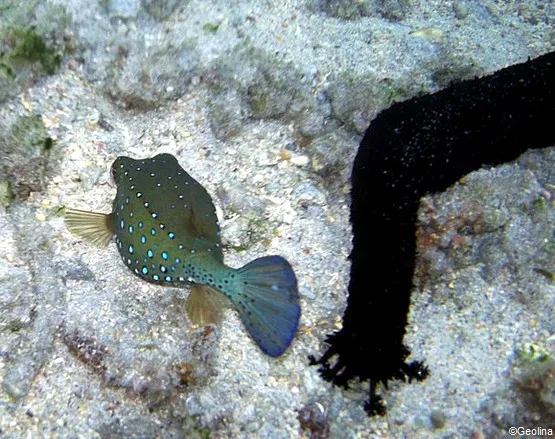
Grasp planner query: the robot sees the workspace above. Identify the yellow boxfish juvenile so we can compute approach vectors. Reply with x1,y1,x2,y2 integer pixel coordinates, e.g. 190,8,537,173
65,153,300,357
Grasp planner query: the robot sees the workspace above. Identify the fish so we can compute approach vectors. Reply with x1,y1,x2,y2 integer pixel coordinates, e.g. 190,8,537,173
65,153,301,357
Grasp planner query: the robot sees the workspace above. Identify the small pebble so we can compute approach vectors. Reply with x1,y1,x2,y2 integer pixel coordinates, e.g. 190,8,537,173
453,2,469,19
291,182,326,207
430,409,447,429
290,155,309,167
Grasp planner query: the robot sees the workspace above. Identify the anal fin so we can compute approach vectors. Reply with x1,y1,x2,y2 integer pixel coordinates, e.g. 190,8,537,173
65,208,115,247
186,285,230,326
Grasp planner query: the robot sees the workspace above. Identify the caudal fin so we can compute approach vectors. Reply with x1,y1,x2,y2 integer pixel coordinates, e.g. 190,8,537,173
231,256,300,357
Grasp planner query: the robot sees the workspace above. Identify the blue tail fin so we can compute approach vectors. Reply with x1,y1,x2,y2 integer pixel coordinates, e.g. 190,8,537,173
231,256,300,357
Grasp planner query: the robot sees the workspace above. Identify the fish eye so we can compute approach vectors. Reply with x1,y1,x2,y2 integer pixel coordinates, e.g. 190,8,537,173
111,163,120,182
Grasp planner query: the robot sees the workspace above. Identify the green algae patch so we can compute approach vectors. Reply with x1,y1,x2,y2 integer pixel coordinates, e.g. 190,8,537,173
0,115,59,201
516,343,551,363
203,22,220,33
1,28,61,75
513,344,555,424
0,180,15,207
7,115,54,152
0,2,69,101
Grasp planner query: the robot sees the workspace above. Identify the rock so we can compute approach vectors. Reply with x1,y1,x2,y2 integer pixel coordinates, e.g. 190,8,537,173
316,0,410,21
1,206,65,402
102,0,141,19
291,182,327,207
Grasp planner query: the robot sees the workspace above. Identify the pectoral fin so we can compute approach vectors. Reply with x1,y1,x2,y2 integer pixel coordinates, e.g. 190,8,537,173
65,208,115,247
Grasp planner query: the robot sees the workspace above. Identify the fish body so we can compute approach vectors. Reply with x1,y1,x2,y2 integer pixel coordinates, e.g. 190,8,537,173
110,154,227,286
66,153,300,357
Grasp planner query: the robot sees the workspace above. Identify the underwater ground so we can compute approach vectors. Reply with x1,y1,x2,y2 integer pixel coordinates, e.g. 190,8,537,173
0,0,553,437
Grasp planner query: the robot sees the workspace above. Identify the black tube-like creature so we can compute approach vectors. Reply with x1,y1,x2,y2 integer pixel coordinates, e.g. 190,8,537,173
310,51,555,415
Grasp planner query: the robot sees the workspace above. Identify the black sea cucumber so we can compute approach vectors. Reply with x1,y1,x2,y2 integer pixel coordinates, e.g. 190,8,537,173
310,51,555,415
